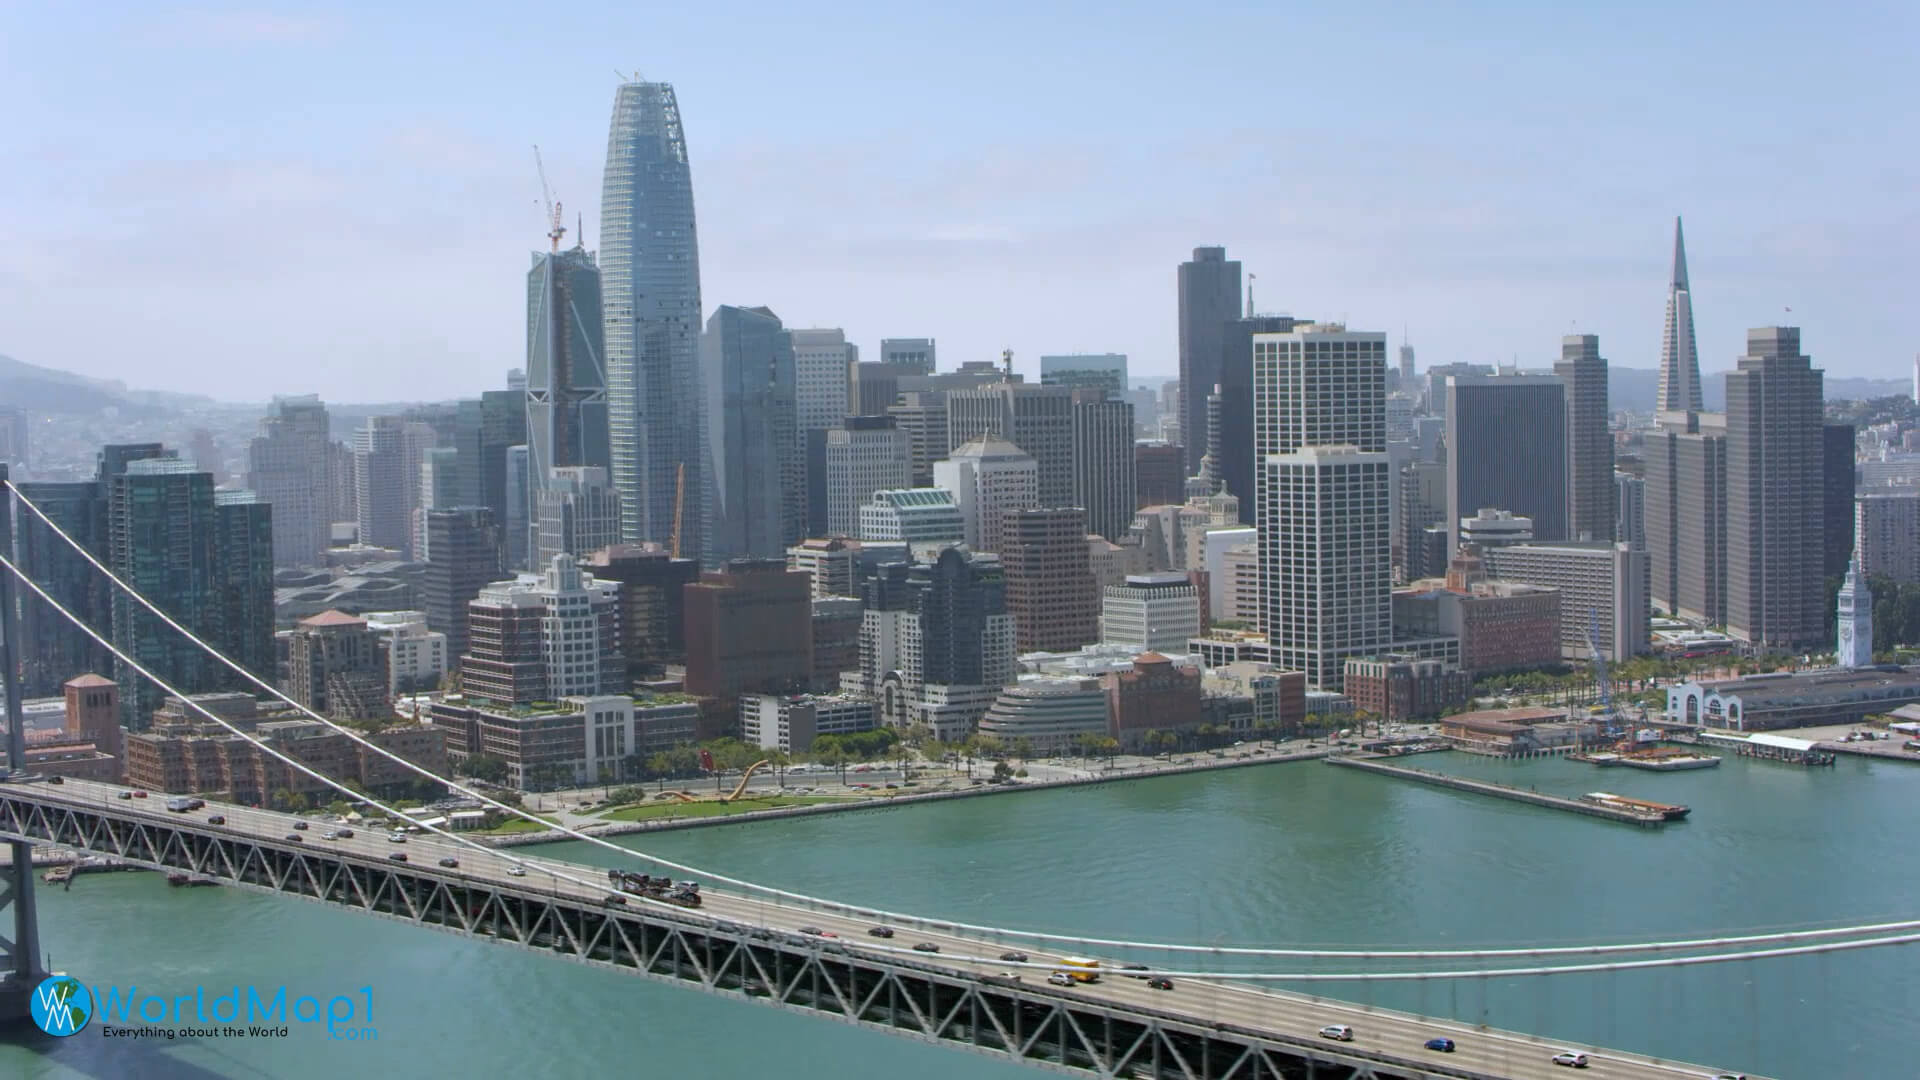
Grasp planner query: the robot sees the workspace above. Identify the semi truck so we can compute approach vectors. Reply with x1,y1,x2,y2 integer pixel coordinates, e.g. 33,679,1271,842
607,870,704,909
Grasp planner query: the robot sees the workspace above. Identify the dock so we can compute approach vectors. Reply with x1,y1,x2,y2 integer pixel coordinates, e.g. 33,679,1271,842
1325,755,1678,826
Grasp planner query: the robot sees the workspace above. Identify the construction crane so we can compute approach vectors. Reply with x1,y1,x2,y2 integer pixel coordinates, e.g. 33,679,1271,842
532,144,566,251
1586,608,1621,738
670,463,686,559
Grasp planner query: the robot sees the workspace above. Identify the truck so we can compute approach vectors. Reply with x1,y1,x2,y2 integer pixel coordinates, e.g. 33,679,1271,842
165,797,204,813
1054,957,1101,984
606,870,703,909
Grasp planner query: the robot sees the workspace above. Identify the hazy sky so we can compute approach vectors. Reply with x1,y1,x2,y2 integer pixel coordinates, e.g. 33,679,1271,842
3,2,1914,402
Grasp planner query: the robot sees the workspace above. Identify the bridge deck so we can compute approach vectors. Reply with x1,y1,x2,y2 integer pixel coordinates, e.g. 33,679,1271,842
0,777,1760,1080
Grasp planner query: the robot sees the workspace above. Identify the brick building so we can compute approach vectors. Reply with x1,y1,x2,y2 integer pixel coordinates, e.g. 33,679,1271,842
1102,652,1202,749
1341,654,1473,722
682,560,814,734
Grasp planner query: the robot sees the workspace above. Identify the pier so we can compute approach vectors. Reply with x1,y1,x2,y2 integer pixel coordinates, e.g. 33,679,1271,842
1324,755,1677,826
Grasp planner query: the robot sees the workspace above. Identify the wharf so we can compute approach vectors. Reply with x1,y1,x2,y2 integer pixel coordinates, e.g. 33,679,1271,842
1324,755,1675,827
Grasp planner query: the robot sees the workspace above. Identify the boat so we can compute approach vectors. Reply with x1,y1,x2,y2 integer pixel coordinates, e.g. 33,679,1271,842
166,873,220,888
1582,792,1690,820
41,865,73,885
1615,746,1721,772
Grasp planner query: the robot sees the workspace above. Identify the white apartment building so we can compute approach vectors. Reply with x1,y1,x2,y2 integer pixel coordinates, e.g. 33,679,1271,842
362,610,449,695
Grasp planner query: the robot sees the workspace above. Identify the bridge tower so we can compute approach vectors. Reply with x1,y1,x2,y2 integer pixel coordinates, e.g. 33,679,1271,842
0,465,50,1022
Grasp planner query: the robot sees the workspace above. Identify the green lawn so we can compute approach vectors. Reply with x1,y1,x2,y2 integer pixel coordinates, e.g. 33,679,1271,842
596,795,860,823
476,815,562,834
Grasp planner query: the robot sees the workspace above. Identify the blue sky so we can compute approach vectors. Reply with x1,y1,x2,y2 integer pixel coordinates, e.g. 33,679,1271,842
2,1,1914,401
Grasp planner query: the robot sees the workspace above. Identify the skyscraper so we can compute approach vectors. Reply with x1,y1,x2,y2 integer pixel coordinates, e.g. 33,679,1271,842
819,417,911,538
1218,315,1305,525
1444,375,1569,551
1072,390,1136,541
702,305,799,560
1657,217,1703,413
946,382,1075,508
1556,335,1614,542
933,436,1038,553
1001,507,1099,653
423,507,502,665
790,327,858,442
1177,247,1242,475
1644,410,1727,624
525,243,610,492
287,611,389,721
353,417,410,554
247,395,332,568
535,465,622,565
477,389,528,546
1823,424,1858,582
1040,354,1128,394
879,338,936,373
11,478,111,697
1725,327,1825,649
602,79,703,553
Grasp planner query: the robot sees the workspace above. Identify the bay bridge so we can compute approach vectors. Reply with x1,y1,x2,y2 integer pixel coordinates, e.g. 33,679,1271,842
0,467,1894,1079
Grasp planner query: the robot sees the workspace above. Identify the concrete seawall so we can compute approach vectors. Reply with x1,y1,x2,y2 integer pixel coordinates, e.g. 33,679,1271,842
1324,755,1673,827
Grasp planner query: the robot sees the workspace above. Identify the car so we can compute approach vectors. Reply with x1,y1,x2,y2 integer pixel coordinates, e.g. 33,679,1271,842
799,926,827,936
911,942,940,953
284,833,303,842
387,852,407,862
292,821,308,831
1318,1025,1354,1042
322,830,341,840
334,828,354,839
46,775,63,785
206,815,226,825
132,791,147,798
507,866,527,877
1552,1052,1589,1068
117,791,133,800
602,894,627,906
867,926,894,938
999,951,1029,963
1146,977,1174,990
387,833,407,843
1708,1075,1749,1080
993,971,1022,982
1120,963,1151,979
438,857,459,868
1046,972,1075,987
1424,1037,1456,1053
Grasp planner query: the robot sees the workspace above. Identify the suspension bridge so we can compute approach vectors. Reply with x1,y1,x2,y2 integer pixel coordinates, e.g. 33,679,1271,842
0,466,1889,1078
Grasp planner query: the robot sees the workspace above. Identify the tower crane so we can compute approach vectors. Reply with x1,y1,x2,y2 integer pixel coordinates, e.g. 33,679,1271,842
532,144,566,251
670,463,686,559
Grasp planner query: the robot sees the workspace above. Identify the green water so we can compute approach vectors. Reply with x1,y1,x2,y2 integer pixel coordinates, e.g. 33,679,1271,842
5,751,1916,1079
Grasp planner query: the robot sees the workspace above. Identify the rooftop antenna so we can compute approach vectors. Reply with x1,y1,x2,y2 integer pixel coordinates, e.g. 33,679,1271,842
1002,348,1014,381
532,144,565,252
576,212,584,250
1247,273,1256,317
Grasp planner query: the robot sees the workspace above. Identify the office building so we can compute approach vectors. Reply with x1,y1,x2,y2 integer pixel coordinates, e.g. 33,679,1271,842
1104,653,1203,750
879,337,936,374
856,548,1015,740
602,79,703,552
947,382,1075,508
211,490,276,692
1072,391,1136,540
1615,472,1645,549
1857,493,1920,584
1086,535,1153,593
535,465,622,565
810,595,863,691
286,610,389,721
1458,507,1534,548
819,416,911,537
789,327,858,442
740,693,877,754
1657,217,1703,412
1725,328,1825,649
1041,353,1128,394
1424,362,1494,424
1445,375,1567,551
412,446,461,561
1220,543,1261,625
933,436,1038,553
422,507,502,665
1644,410,1727,624
504,445,531,570
525,243,610,499
461,555,623,706
683,560,814,721
247,395,333,568
362,611,448,696
977,677,1110,755
1824,424,1857,581
886,391,949,487
1342,655,1473,722
1483,541,1650,661
858,488,965,547
1394,547,1561,675
1556,334,1614,542
787,537,860,599
1177,246,1242,475
1001,508,1100,653
353,417,411,555
1218,315,1306,524
1134,443,1185,508
1399,460,1449,581
1102,573,1203,654
584,545,699,678
703,305,800,560
476,390,529,552
11,476,112,697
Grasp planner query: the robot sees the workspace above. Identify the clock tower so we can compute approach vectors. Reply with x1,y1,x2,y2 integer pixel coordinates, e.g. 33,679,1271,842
1836,538,1873,669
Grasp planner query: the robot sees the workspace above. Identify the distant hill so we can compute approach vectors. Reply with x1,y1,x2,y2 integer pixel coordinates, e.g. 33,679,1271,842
1609,366,1903,412
0,354,213,416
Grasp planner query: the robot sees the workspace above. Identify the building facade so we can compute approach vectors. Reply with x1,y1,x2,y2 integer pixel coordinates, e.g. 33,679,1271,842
933,436,1038,553
1072,391,1135,541
682,560,814,722
525,244,610,499
1724,327,1825,649
1342,655,1473,722
1001,508,1100,653
423,507,503,666
946,383,1075,509
1556,335,1614,543
1445,375,1568,551
1177,246,1242,475
247,395,333,568
534,465,622,565
703,304,800,561
1482,541,1650,661
1657,217,1703,413
1101,573,1203,655
286,610,389,721
820,416,912,538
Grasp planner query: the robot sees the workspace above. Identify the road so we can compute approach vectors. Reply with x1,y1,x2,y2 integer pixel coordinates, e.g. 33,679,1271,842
19,777,1756,1080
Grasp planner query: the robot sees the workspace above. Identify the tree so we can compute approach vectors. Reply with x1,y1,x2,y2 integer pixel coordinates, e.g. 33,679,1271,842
459,755,509,784
991,760,1013,782
814,743,851,785
1012,736,1035,764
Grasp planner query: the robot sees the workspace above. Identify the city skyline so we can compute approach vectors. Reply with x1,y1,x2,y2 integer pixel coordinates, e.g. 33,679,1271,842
3,4,1915,402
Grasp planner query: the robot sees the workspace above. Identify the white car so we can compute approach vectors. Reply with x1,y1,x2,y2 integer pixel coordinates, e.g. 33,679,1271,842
1046,972,1074,987
1318,1025,1354,1042
1552,1052,1589,1068
507,866,527,877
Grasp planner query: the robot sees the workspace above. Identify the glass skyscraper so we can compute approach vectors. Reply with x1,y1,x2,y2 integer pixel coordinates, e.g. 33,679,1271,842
601,80,703,555
525,245,609,488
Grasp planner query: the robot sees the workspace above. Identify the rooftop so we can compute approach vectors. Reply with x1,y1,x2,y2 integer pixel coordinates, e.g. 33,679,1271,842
1687,666,1920,709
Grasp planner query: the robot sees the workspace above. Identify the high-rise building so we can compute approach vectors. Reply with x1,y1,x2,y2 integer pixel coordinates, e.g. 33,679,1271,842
422,507,502,665
362,611,448,696
1072,391,1136,541
946,382,1075,508
1001,508,1099,653
1483,541,1650,662
1399,342,1416,390
1556,335,1614,542
0,406,28,470
1134,443,1185,508
353,417,411,554
702,305,799,560
1836,537,1874,669
879,337,936,374
504,445,531,570
894,548,1017,739
932,436,1038,553
12,477,112,697
462,555,624,706
525,244,610,497
602,79,703,553
1218,315,1304,525
1724,328,1825,649
819,416,911,538
287,610,389,721
1041,353,1128,394
413,446,461,561
535,465,622,565
1823,424,1858,582
1177,246,1242,475
683,560,814,727
1657,217,1703,413
1101,572,1202,654
858,488,964,547
1445,375,1568,552
247,395,332,568
1253,324,1391,689
1615,472,1646,550
1644,411,1727,624
1857,493,1920,584
211,490,276,688
478,390,528,548
886,391,948,487
786,537,860,599
790,327,858,440
1398,460,1449,582
584,545,698,679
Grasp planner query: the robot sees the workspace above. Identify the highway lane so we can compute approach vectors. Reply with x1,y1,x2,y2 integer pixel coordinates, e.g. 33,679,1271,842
21,779,1754,1079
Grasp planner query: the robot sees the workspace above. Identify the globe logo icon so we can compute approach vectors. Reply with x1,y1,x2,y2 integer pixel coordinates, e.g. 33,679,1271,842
29,976,92,1037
